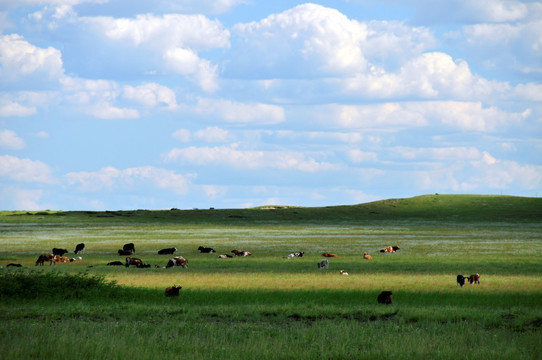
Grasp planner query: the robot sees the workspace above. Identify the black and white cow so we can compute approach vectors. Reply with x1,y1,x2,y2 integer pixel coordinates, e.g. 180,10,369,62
198,246,216,253
288,251,304,258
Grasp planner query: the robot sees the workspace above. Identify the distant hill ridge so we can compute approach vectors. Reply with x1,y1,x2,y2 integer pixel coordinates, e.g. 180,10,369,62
2,194,541,224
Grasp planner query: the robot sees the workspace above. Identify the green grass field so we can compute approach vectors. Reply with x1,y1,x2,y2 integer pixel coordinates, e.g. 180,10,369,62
1,195,541,359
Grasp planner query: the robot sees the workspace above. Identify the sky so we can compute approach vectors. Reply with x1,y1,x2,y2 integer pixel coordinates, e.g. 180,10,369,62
0,0,541,211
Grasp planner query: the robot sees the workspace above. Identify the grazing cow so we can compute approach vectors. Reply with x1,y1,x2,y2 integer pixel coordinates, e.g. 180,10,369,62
35,254,55,266
74,243,85,254
198,246,216,253
52,248,68,256
165,256,188,269
339,270,349,276
468,273,480,285
231,250,251,256
125,257,143,268
123,243,135,253
53,255,70,263
158,247,177,255
363,252,372,260
377,291,393,304
107,261,124,266
318,259,329,269
322,253,339,258
288,251,304,258
165,285,182,297
380,246,400,253
218,254,232,259
7,263,22,267
118,249,132,256
457,274,466,287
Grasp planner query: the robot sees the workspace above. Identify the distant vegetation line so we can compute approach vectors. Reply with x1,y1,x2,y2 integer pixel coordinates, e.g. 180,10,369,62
1,194,541,224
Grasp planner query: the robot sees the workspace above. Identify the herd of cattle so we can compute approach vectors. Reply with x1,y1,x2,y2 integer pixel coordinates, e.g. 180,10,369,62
3,241,480,303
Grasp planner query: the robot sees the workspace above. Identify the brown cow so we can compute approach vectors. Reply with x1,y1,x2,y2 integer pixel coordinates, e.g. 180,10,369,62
377,291,393,304
339,270,349,276
322,252,339,258
231,249,251,256
53,255,70,263
468,273,480,285
125,257,143,268
380,246,400,253
164,256,188,269
165,285,182,297
118,249,132,256
35,254,55,266
363,252,372,260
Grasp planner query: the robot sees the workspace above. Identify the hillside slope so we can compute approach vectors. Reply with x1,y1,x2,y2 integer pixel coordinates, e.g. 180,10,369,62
1,194,540,224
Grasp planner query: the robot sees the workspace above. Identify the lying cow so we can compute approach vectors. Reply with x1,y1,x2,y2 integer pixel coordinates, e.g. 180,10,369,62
218,254,232,259
53,255,70,263
70,256,83,262
52,248,68,256
158,247,177,255
198,246,216,253
123,243,135,253
468,273,480,285
377,291,393,304
164,256,188,269
231,249,251,256
107,261,124,266
74,243,85,254
118,249,132,256
363,252,372,260
7,263,22,267
165,285,182,297
322,252,339,258
318,259,329,269
457,274,466,287
380,246,400,253
288,251,304,258
35,254,55,266
125,257,143,268
339,270,349,276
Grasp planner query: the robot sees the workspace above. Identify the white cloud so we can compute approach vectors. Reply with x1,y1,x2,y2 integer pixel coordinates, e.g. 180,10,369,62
123,82,178,110
163,48,219,92
0,187,48,211
172,129,191,143
347,149,378,163
0,129,25,149
194,126,232,142
0,155,54,183
85,13,229,91
0,34,63,81
0,99,36,117
195,98,285,124
329,101,522,132
65,166,191,195
164,144,337,172
89,102,139,119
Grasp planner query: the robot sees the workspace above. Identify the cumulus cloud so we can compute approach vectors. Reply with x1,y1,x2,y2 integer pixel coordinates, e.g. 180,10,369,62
123,82,178,110
330,101,522,132
0,187,48,211
0,155,54,183
84,13,229,91
65,166,191,195
0,99,36,117
164,144,336,172
0,129,25,149
0,34,63,82
195,98,285,124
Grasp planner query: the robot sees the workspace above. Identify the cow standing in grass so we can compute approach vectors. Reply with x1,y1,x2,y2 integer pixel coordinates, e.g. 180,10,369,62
164,256,188,269
377,291,393,304
35,254,55,266
74,243,85,254
123,243,135,253
468,273,480,285
318,259,329,269
457,274,466,287
125,257,143,268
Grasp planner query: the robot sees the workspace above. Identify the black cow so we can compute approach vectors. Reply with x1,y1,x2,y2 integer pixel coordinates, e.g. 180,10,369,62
158,247,177,255
198,246,216,253
118,249,132,256
7,263,22,267
123,243,135,253
74,243,85,254
377,291,393,304
52,248,68,256
457,274,466,287
165,285,182,297
107,261,124,266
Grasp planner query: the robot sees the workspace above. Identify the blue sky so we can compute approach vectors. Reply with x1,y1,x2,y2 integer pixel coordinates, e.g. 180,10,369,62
1,0,541,210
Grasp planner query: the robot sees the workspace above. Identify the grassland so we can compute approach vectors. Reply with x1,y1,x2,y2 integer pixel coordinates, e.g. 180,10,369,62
1,194,541,359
